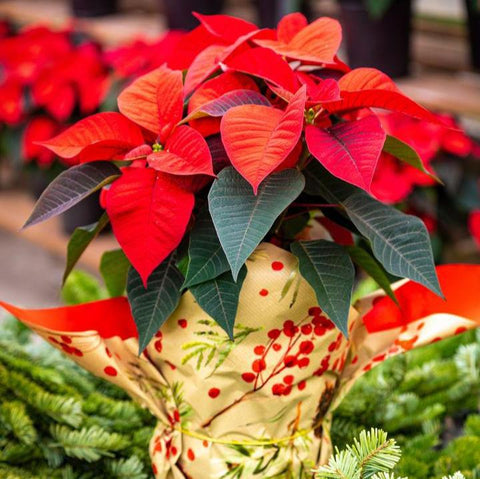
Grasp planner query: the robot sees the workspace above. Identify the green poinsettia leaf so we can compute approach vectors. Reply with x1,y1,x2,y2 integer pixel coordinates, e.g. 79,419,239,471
62,213,109,284
24,162,120,228
100,249,130,297
346,245,398,304
343,192,442,297
127,253,184,353
189,267,247,339
208,167,305,280
304,162,442,297
291,240,354,336
183,208,230,289
383,135,441,182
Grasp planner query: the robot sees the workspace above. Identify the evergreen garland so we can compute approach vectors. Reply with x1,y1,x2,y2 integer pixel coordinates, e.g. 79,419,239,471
0,313,155,478
314,428,466,479
332,328,480,478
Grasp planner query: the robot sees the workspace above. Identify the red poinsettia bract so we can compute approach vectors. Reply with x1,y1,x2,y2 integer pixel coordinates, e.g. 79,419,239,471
40,66,214,285
38,12,450,287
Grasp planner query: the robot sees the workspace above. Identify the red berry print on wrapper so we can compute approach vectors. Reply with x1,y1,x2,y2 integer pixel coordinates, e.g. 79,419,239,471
242,372,255,383
271,261,284,271
298,357,310,368
208,388,220,398
254,345,265,355
299,340,314,354
52,336,83,357
259,288,269,296
268,329,281,340
104,366,118,377
301,324,312,335
154,340,162,353
272,383,285,396
178,318,188,328
252,359,266,372
187,448,195,461
283,320,298,337
284,355,297,368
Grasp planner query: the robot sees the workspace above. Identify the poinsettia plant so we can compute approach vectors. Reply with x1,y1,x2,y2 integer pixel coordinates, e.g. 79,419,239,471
25,12,450,352
371,111,480,259
0,24,111,176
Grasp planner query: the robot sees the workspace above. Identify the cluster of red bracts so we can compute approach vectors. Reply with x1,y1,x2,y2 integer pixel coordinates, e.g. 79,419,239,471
37,12,457,286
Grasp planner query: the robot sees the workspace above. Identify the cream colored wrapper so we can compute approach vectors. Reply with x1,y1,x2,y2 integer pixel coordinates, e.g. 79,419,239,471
5,243,480,478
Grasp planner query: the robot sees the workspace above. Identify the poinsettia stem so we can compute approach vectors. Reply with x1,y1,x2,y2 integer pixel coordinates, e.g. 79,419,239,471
273,208,289,235
297,142,311,170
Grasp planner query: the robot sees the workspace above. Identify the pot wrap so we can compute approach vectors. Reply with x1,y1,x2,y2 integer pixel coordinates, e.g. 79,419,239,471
2,243,480,478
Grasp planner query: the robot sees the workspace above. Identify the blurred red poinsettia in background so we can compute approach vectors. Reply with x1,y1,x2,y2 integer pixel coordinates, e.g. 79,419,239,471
104,31,184,79
0,24,110,169
372,112,477,204
22,116,63,168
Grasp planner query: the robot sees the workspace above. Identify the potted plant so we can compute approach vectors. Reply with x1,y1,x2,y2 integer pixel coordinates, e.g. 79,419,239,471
465,0,480,70
338,0,413,77
0,26,112,233
2,12,480,478
71,0,118,18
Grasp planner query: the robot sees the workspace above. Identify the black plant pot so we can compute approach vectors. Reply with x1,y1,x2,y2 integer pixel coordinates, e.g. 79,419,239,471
71,0,117,17
163,0,225,30
26,169,51,200
339,0,412,78
61,191,105,235
465,0,480,70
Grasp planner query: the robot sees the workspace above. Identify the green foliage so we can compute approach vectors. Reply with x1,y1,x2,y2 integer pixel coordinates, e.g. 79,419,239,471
347,245,397,304
314,428,402,478
291,239,354,335
63,213,110,284
100,249,130,297
304,162,441,297
24,162,120,229
189,267,247,338
332,329,480,479
50,425,129,462
208,167,305,280
62,270,106,305
127,253,184,353
382,135,439,183
183,207,230,288
314,428,467,479
0,319,155,478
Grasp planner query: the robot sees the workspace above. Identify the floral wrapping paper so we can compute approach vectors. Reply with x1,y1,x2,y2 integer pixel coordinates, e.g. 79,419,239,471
2,243,480,479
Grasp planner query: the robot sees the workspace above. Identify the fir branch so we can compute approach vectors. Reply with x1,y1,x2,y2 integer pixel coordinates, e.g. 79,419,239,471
314,429,400,479
0,401,37,445
50,425,129,462
104,455,148,479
